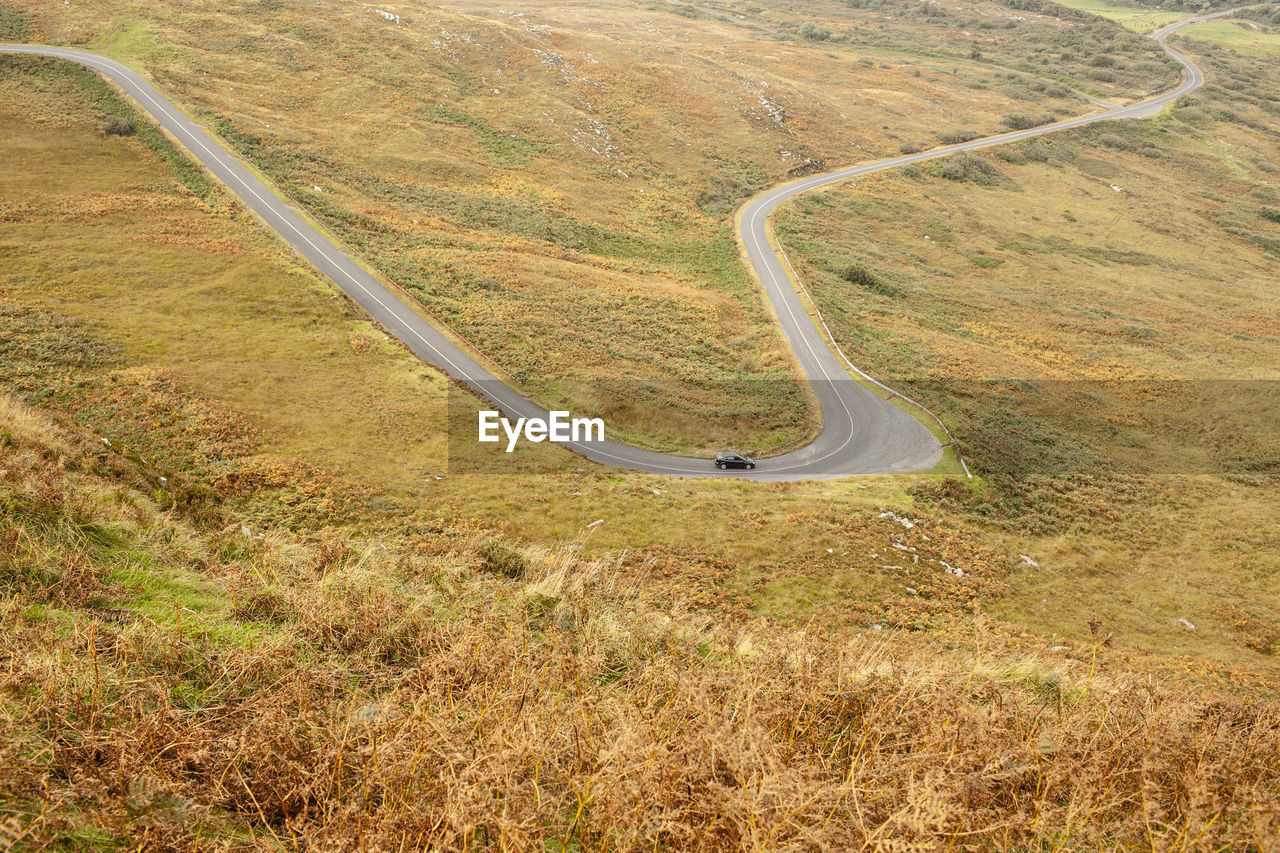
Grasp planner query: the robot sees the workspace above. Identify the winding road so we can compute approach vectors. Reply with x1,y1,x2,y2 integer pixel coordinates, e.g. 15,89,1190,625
0,7,1245,479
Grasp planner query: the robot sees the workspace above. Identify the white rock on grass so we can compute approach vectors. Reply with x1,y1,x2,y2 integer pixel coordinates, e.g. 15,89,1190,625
1178,618,1196,630
879,510,916,529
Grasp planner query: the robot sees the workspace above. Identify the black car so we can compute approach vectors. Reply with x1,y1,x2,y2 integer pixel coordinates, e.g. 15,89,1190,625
714,451,756,470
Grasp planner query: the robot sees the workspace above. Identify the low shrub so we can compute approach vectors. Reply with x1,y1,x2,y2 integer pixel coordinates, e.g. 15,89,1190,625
103,116,135,137
937,129,981,144
0,4,30,40
798,21,831,40
1020,139,1074,163
480,540,528,579
837,263,907,299
1002,112,1055,131
1097,132,1131,150
934,152,1002,185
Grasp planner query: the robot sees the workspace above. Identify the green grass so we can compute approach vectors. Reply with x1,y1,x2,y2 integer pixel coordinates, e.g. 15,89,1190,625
1178,18,1280,54
0,1,31,40
419,103,543,165
1050,0,1187,32
92,17,171,59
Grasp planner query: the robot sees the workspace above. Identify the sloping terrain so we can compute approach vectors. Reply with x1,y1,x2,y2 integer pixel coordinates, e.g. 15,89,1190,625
3,376,1279,848
3,0,1183,450
3,1,1280,846
774,18,1280,657
3,0,1280,675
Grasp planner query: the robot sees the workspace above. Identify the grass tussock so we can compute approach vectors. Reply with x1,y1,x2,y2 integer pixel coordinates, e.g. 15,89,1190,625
3,392,1280,849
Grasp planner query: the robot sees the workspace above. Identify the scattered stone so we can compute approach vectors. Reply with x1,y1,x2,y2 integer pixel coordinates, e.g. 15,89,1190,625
905,587,918,596
240,524,252,538
871,623,884,631
879,510,916,529
1049,645,1070,652
1019,554,1040,568
1178,618,1196,630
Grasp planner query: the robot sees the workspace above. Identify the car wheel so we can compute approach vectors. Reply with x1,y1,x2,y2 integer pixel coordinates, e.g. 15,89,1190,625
746,463,755,470
717,462,727,469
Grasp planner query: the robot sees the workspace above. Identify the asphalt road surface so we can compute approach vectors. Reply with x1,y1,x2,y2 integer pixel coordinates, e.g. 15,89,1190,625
0,8,1241,480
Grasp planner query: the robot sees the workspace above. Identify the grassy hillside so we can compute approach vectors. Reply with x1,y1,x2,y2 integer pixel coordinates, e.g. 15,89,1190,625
4,4,1280,845
3,386,1279,848
4,1,1280,669
3,0,1179,450
774,22,1280,658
